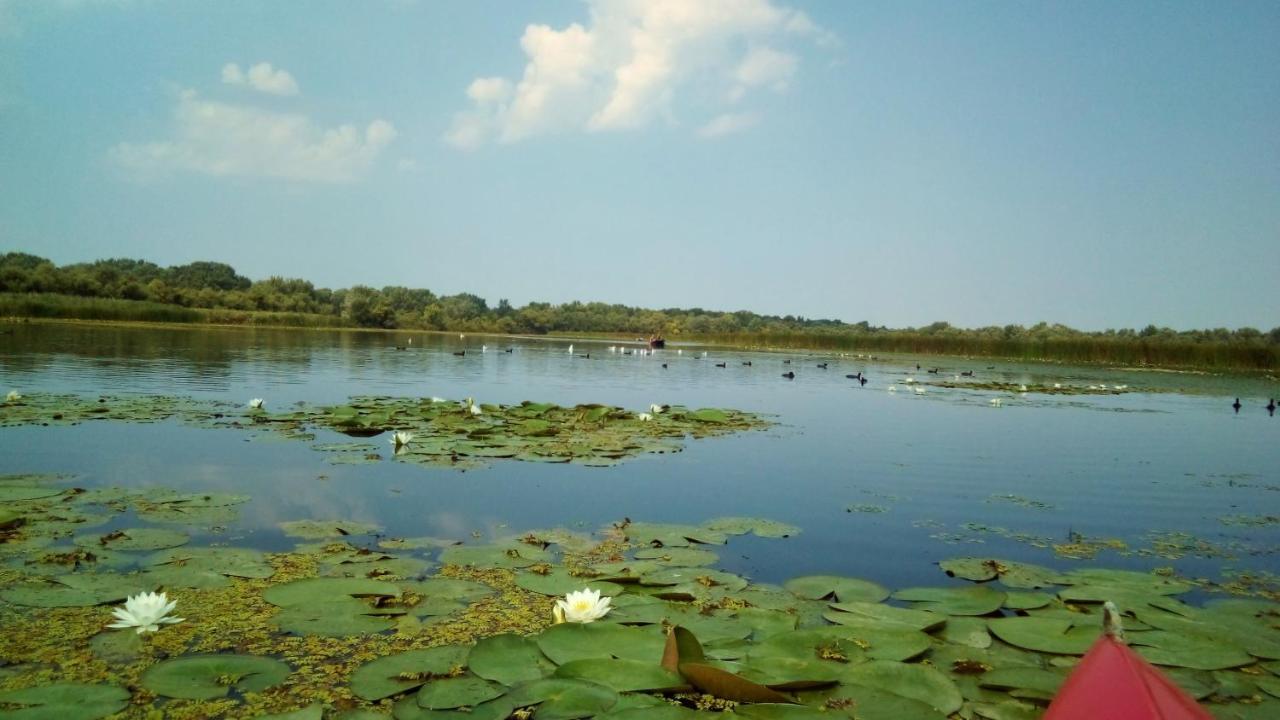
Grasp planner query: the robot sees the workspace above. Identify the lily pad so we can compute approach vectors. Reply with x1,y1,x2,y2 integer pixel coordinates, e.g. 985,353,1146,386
469,634,556,686
415,675,504,710
784,576,890,603
702,517,800,539
73,527,189,551
893,586,1006,616
535,622,667,665
825,601,946,632
351,646,471,701
986,616,1098,655
0,683,130,720
507,678,619,719
271,596,396,637
514,568,624,597
141,654,290,700
145,547,272,579
841,660,964,714
439,543,552,569
554,658,686,692
280,519,384,539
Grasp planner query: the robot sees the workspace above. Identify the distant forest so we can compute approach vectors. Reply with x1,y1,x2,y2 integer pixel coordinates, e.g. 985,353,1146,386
1,252,1276,370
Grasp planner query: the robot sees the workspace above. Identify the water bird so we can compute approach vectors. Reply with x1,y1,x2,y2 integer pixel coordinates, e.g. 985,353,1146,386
927,368,939,374
505,348,513,353
649,404,669,414
577,353,590,359
845,373,862,380
453,350,465,356
783,359,791,364
702,351,708,358
609,346,617,353
913,386,926,395
742,361,752,366
677,349,683,355
1019,385,1028,392
888,385,897,392
481,345,488,353
782,371,795,379
990,398,1003,407
860,376,867,386
916,364,921,370
568,345,574,354
960,371,974,377
1232,398,1241,413
661,363,667,369
816,363,828,369
1267,398,1276,412
715,362,727,368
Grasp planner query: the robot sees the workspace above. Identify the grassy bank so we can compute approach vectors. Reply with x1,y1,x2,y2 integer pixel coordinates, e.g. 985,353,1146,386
673,330,1279,372
4,293,1275,372
0,292,350,329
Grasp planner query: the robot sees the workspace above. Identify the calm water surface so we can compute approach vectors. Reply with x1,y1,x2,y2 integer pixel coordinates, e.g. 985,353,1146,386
1,322,1276,591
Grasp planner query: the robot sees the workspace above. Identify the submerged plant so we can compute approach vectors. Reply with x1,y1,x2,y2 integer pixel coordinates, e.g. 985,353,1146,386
553,588,612,624
107,591,184,634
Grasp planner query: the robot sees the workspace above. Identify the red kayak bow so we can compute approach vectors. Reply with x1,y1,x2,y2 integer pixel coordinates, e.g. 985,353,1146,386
1043,602,1212,720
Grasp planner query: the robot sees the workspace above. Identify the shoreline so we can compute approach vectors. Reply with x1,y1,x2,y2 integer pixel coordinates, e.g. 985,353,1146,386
5,316,1275,377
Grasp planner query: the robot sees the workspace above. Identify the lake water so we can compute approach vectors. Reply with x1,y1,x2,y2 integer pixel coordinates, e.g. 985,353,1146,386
1,321,1276,593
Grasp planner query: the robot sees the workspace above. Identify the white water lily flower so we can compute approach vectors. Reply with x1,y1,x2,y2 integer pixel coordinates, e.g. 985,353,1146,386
637,412,652,422
107,591,184,634
429,396,447,403
555,588,612,624
463,397,482,416
989,398,1002,407
248,398,264,409
5,390,21,402
391,430,414,447
648,404,666,414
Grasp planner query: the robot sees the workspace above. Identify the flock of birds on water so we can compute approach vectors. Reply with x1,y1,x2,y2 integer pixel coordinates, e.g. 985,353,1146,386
389,336,1277,416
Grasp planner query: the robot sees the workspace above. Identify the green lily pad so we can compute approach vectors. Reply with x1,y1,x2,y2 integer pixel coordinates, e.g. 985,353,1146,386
535,622,667,665
1129,631,1255,670
841,660,964,714
986,616,1098,655
784,576,889,603
280,519,384,539
350,646,471,701
0,486,65,502
1003,591,1053,610
825,601,946,632
1059,568,1192,595
271,597,396,637
89,630,143,664
415,675,503,710
632,547,720,566
702,517,800,538
263,577,400,606
399,577,495,602
893,586,1006,616
939,558,1064,589
0,683,130,720
514,569,624,597
621,523,727,547
641,568,748,592
469,634,556,686
802,684,948,720
554,658,686,692
507,678,619,719
73,527,189,551
0,574,145,608
141,654,290,700
439,543,552,569
978,667,1066,697
939,616,992,649
145,547,272,579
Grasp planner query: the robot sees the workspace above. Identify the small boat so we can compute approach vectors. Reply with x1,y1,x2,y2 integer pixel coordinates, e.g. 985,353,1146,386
1044,603,1211,720
648,336,666,349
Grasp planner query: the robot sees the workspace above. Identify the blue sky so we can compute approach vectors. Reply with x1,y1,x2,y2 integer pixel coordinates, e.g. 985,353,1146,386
1,0,1276,330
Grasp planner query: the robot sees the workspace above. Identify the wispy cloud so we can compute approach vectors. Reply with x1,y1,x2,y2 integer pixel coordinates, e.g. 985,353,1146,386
446,0,831,149
698,112,759,138
221,61,300,96
111,88,395,183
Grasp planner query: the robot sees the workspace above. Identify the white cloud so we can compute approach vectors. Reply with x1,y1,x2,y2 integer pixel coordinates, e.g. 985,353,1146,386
221,61,299,96
698,112,758,138
446,0,830,148
732,46,796,97
111,89,395,183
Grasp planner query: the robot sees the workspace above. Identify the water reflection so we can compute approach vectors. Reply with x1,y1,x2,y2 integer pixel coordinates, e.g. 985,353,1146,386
0,322,1276,590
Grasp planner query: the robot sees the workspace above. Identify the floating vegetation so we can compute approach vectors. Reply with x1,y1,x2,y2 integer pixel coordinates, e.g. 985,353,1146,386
845,504,888,514
1219,515,1280,528
0,393,770,470
1,505,1280,718
988,494,1055,511
926,381,1140,396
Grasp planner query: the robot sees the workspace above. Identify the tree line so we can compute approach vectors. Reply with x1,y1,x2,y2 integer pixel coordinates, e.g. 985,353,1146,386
1,252,1275,369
